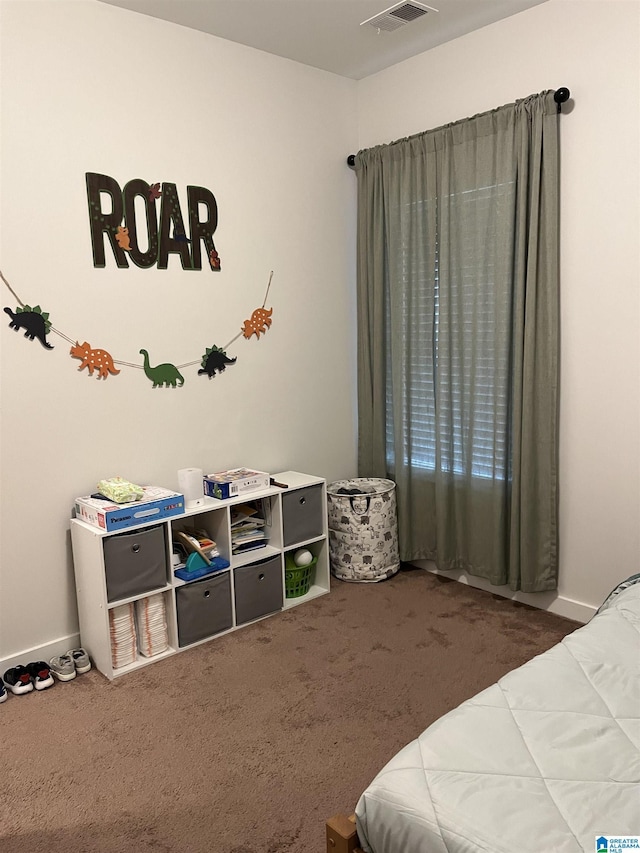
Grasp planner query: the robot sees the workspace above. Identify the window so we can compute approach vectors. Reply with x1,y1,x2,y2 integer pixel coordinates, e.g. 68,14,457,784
385,181,514,481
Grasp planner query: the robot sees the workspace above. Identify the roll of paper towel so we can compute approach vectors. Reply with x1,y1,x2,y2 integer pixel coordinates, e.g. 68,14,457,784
178,468,204,508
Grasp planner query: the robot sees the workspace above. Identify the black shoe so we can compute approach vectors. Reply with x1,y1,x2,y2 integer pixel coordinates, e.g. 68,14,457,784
26,661,54,691
3,665,34,695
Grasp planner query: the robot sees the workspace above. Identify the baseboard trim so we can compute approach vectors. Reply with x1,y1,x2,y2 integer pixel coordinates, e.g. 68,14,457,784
413,562,595,624
0,632,81,675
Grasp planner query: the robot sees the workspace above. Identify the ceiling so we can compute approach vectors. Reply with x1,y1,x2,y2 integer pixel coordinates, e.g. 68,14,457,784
97,0,548,80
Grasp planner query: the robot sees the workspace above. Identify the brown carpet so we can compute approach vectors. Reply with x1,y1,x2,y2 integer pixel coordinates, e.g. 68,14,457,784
0,567,579,853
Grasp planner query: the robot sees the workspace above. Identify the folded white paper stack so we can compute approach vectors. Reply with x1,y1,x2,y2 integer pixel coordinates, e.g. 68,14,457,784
109,602,137,669
135,594,169,658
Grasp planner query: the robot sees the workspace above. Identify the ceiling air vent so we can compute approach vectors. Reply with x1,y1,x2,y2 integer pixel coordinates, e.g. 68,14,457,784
361,1,439,33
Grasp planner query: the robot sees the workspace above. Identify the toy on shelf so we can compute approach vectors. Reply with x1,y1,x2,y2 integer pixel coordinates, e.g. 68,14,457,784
173,529,230,582
293,548,313,567
174,551,230,582
173,530,216,564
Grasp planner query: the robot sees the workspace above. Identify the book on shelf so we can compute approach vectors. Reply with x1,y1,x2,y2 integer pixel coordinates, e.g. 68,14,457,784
232,519,263,530
231,499,271,527
230,503,260,526
231,527,267,553
232,539,268,555
233,529,266,543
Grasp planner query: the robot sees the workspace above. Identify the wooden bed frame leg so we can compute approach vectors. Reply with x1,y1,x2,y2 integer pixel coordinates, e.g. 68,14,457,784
326,814,364,853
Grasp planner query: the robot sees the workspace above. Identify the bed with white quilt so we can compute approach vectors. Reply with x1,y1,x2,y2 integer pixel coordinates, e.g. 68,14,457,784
351,576,640,853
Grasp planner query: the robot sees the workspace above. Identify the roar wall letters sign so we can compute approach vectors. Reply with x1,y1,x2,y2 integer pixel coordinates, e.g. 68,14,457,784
86,172,221,271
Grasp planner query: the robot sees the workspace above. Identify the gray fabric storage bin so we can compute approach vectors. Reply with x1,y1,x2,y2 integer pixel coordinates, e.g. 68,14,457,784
282,484,324,547
103,524,167,603
176,572,232,647
234,556,283,625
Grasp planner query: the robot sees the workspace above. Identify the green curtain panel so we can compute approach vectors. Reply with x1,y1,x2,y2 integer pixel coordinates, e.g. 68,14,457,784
355,91,559,592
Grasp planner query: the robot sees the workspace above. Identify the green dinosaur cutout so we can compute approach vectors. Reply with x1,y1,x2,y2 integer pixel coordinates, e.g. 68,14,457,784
139,349,184,388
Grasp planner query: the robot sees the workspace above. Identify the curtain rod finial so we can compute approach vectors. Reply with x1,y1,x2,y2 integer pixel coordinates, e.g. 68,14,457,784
347,154,356,168
554,87,570,111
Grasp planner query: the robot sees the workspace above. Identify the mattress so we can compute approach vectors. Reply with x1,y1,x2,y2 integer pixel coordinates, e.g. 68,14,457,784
355,580,640,853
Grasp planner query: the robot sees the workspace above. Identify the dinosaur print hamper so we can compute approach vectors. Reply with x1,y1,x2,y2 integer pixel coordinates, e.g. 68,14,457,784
327,478,399,582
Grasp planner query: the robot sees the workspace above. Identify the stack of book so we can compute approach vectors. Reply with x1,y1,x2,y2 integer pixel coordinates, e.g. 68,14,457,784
231,503,267,555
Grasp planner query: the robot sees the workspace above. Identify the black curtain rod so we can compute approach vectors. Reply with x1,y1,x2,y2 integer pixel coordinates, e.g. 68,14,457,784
346,87,571,167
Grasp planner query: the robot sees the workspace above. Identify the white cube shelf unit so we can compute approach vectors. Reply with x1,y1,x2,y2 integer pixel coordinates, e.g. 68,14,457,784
70,471,329,680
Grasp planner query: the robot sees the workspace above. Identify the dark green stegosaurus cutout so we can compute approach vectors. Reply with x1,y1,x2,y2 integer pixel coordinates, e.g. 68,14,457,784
4,304,54,349
198,345,237,378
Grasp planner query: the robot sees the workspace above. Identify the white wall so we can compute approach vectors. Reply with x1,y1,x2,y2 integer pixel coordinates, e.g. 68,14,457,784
356,0,640,620
0,0,358,665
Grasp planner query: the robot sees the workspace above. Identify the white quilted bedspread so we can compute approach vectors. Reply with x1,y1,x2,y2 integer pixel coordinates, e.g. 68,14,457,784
356,583,640,853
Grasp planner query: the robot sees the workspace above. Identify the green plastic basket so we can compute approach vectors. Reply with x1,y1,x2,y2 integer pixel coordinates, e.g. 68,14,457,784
284,554,317,598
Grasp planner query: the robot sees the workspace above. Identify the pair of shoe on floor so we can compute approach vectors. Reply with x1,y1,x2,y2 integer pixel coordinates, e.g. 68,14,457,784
49,648,91,682
1,661,55,697
0,648,91,702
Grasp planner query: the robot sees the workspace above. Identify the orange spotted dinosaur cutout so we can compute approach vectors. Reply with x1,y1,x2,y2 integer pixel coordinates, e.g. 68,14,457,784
70,341,121,379
241,306,272,340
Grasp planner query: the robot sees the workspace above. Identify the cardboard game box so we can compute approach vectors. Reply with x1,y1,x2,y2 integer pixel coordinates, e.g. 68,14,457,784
75,486,185,532
203,468,270,500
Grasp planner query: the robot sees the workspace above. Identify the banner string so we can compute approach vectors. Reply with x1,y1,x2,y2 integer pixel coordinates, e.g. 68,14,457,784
0,268,274,373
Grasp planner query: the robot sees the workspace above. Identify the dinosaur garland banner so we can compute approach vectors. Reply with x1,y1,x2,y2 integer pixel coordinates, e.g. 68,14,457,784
1,269,274,388
86,173,221,271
